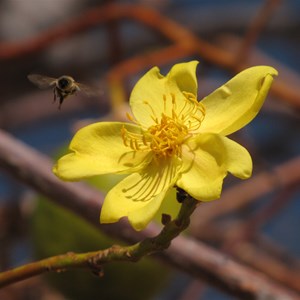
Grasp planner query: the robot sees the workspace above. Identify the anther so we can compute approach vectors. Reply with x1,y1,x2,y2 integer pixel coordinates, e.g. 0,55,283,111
126,112,135,122
171,93,176,104
163,94,167,112
142,135,147,145
134,139,140,150
129,139,135,150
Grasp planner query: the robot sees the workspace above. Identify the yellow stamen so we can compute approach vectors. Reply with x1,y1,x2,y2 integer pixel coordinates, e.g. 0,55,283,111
121,92,206,158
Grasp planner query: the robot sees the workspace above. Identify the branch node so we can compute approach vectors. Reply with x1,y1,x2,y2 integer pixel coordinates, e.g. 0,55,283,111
161,213,171,225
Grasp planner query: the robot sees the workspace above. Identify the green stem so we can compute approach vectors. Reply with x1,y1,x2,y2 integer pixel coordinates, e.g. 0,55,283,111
0,193,198,288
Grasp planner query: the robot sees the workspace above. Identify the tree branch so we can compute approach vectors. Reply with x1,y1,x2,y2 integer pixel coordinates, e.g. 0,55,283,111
0,129,299,299
235,0,281,64
0,195,197,288
0,3,299,108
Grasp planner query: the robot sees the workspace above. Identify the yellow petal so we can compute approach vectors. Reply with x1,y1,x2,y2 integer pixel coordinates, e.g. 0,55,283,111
128,191,168,231
100,158,181,230
177,134,227,201
168,60,199,96
53,122,151,181
130,61,199,128
200,66,278,136
155,188,181,222
177,133,253,201
221,136,252,179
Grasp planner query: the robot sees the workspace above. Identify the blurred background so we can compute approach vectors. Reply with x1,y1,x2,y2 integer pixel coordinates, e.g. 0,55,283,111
0,0,299,299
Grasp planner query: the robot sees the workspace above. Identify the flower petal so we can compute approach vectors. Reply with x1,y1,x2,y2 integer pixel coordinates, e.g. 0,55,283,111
128,191,169,231
177,133,253,201
155,188,181,222
53,122,151,180
168,60,199,96
100,158,181,230
130,61,199,128
200,66,278,136
177,134,227,201
220,136,252,179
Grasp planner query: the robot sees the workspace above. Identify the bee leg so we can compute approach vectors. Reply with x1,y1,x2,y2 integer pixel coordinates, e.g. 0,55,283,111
53,87,57,103
58,96,64,110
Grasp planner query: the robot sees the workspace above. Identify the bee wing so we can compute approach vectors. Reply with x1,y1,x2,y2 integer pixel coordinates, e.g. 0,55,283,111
27,74,57,89
76,82,101,97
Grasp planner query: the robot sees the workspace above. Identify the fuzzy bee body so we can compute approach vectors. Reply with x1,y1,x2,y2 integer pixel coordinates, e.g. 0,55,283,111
28,74,94,109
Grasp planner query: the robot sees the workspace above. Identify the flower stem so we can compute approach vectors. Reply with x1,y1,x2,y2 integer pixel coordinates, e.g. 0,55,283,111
0,191,198,288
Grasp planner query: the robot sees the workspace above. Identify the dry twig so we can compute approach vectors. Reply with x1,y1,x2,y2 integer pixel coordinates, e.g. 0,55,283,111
0,3,299,108
0,130,299,299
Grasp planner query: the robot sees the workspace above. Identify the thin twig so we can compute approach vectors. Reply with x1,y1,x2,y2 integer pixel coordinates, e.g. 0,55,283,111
235,0,281,64
0,195,197,288
192,155,300,228
0,130,299,298
225,237,300,293
234,185,298,239
0,3,299,108
192,216,300,292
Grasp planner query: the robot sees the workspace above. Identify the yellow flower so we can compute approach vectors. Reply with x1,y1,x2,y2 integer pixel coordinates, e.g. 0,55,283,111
53,61,277,230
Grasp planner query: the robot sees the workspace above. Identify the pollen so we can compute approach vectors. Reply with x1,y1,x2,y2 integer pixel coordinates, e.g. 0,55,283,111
147,114,188,157
122,92,206,158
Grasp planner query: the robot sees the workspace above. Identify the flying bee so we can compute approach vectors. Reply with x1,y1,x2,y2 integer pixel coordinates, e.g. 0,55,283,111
27,74,96,109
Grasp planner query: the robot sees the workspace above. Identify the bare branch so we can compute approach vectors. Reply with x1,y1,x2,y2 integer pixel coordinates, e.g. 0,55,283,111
235,0,281,64
0,3,299,108
0,195,197,288
0,130,299,299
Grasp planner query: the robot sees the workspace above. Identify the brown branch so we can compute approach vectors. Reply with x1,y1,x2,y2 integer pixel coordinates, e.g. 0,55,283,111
192,155,300,228
1,3,299,109
216,33,300,110
0,91,106,130
235,0,281,64
220,185,300,292
105,4,300,109
226,237,300,293
193,218,300,293
0,129,299,298
236,185,298,238
0,3,232,67
0,130,146,245
0,195,197,288
161,235,300,299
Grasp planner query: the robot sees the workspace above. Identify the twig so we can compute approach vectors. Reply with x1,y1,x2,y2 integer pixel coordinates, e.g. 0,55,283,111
0,3,299,108
179,280,206,300
0,195,197,288
218,184,300,292
192,217,300,292
0,3,232,67
0,92,105,130
162,235,300,299
235,0,281,64
232,184,299,240
225,237,300,293
0,129,146,244
0,131,299,298
192,155,300,228
103,0,123,63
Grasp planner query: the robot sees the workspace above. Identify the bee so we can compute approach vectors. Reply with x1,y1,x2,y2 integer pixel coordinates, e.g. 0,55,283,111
28,74,95,109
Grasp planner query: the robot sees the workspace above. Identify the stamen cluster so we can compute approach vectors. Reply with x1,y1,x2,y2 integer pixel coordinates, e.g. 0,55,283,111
122,92,206,158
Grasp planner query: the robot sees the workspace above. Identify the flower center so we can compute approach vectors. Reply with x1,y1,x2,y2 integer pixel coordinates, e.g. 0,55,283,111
122,92,205,158
146,113,189,157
